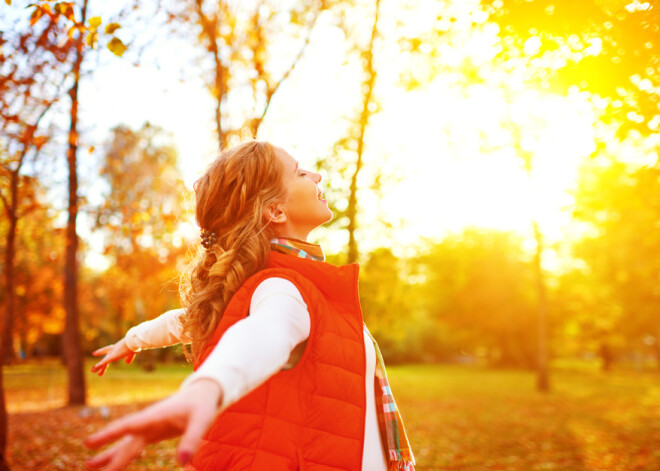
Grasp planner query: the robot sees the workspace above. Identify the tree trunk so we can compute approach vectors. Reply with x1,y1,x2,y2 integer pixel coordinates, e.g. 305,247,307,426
16,303,27,360
0,364,7,471
520,147,551,391
532,220,550,392
1,107,52,471
63,0,88,406
599,341,613,372
346,0,380,264
0,175,18,470
1,177,18,365
194,0,225,149
0,146,25,470
654,329,660,371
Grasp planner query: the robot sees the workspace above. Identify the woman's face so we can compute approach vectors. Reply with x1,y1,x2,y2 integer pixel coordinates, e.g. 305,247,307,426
271,146,333,240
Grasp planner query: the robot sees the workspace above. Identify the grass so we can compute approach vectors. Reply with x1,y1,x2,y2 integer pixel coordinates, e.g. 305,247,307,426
5,359,193,413
5,360,660,470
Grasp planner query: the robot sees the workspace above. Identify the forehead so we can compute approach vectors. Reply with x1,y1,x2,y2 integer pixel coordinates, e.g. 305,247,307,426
274,146,297,171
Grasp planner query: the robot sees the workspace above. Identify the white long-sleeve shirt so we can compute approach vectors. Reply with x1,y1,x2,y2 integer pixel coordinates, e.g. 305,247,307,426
124,277,388,471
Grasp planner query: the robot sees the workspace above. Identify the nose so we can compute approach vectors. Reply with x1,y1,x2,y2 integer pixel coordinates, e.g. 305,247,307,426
309,171,322,184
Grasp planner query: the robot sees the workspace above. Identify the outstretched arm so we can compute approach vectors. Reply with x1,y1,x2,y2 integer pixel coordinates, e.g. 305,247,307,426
179,278,310,408
91,308,189,376
85,278,310,470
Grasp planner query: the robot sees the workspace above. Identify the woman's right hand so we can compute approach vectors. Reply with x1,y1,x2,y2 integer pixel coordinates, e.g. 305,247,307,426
91,338,136,376
84,378,223,470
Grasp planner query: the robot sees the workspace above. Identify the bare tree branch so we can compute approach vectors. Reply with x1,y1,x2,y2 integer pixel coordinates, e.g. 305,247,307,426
195,0,225,148
253,5,322,132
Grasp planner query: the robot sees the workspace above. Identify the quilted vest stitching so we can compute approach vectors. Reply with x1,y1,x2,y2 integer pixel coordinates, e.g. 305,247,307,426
188,252,367,471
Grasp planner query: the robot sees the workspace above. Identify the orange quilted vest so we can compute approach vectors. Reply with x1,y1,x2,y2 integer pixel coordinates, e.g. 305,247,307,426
187,250,367,471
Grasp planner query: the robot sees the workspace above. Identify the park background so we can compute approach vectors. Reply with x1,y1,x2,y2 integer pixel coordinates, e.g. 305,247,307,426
2,0,660,469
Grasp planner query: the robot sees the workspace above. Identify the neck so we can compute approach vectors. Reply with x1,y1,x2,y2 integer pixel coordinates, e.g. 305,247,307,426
273,224,312,242
277,234,308,243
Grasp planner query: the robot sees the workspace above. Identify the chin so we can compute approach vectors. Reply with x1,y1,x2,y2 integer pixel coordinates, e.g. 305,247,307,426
322,208,334,223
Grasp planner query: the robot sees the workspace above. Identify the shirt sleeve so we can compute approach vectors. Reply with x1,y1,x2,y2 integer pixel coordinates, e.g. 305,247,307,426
180,277,311,412
124,308,190,352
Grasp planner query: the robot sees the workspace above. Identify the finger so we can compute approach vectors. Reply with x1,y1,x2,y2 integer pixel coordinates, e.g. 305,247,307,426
125,352,136,364
99,364,108,376
85,403,165,449
85,441,118,469
90,360,105,373
87,435,145,471
177,408,215,465
92,354,117,370
104,435,146,471
91,358,112,374
85,413,143,449
92,345,114,357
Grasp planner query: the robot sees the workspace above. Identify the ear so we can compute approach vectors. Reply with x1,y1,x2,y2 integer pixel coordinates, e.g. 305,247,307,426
265,203,287,224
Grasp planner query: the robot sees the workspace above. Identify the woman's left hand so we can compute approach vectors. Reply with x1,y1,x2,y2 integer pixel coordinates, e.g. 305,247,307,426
91,339,136,376
84,378,223,471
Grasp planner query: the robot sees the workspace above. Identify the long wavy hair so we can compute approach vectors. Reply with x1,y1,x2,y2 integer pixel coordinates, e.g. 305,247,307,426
180,140,286,361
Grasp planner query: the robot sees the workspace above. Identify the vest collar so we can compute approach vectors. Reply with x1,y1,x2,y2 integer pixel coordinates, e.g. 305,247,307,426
266,250,361,308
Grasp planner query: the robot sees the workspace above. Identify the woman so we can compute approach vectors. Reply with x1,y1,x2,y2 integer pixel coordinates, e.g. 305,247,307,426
85,141,415,471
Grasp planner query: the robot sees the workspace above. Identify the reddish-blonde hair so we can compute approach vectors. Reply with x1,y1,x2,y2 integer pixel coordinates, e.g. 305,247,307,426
180,140,286,360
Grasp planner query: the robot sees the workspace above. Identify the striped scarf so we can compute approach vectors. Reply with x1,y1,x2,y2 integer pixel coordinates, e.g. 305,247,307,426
270,238,416,471
270,237,326,261
365,327,416,471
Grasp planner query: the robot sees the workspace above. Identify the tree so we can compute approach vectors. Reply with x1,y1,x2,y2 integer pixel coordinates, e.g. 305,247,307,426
416,229,540,368
13,0,129,410
0,179,66,358
24,0,129,407
93,123,188,350
62,0,89,407
397,0,563,390
313,0,382,264
0,10,76,466
358,247,446,363
485,0,660,137
573,151,660,368
552,265,623,371
345,0,380,263
504,122,552,391
165,0,331,148
96,123,187,247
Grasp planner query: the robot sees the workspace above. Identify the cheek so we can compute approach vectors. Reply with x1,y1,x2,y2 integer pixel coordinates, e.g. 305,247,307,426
288,183,319,215
285,185,308,213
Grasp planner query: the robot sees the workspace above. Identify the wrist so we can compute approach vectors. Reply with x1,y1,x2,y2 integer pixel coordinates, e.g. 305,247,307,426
184,377,224,408
123,329,142,352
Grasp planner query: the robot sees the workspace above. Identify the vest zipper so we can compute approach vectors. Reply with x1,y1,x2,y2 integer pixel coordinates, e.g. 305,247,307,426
296,449,305,471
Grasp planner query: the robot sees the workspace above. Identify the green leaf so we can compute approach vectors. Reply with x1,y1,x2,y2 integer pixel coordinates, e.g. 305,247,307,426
107,36,126,57
105,22,121,34
88,16,101,28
